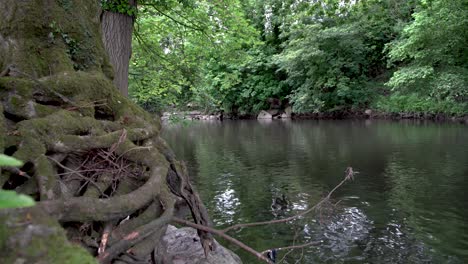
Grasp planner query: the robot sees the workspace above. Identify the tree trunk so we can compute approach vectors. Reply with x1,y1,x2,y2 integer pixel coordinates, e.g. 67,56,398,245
100,0,136,97
0,1,213,263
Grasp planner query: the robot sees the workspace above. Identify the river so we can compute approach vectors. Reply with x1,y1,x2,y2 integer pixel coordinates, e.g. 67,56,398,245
162,119,468,263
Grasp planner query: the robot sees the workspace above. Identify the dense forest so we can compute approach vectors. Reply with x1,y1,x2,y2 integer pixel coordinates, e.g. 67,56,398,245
129,0,467,117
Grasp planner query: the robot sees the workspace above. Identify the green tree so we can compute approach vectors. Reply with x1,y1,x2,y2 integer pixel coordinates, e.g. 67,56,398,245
384,0,468,114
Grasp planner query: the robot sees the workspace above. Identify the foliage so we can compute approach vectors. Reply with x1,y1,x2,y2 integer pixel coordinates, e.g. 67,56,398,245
374,94,467,115
128,0,467,116
49,21,83,70
0,154,23,167
385,0,468,110
101,0,138,16
0,154,35,209
275,22,373,112
129,0,259,113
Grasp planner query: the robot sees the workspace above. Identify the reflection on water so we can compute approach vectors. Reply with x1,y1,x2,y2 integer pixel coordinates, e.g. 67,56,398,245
162,120,468,263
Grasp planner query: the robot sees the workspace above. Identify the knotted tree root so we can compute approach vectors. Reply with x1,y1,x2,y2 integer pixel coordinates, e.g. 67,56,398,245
0,72,213,263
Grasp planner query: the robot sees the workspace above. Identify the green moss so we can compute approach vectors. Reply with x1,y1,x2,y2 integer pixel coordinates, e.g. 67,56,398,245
35,155,57,200
0,0,110,77
0,78,35,96
0,105,5,151
0,207,97,264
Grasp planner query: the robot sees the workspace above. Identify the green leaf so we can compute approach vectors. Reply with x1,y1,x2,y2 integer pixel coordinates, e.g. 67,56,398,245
0,190,35,209
0,154,23,167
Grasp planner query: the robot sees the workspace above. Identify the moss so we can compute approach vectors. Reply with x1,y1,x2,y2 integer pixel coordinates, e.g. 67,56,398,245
0,207,97,264
35,155,57,200
0,0,111,77
0,78,35,97
41,71,160,129
0,105,5,151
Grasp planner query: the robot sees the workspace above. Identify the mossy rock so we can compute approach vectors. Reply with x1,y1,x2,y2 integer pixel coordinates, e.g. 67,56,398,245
0,206,97,264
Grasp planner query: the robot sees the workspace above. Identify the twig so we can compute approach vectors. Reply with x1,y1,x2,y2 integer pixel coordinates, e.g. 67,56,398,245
48,156,105,196
223,171,353,233
277,228,300,263
294,248,305,264
172,217,273,264
261,241,320,255
3,167,32,179
98,221,115,255
173,168,356,264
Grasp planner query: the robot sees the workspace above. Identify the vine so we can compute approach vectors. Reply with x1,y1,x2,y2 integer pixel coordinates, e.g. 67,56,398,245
49,21,83,70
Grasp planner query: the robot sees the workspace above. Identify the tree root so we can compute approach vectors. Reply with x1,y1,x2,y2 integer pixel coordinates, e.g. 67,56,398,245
0,73,214,263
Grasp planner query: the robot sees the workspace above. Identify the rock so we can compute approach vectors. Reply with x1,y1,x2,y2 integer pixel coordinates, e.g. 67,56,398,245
157,225,242,264
188,111,202,116
364,109,372,116
0,207,97,264
284,106,292,117
280,113,290,119
257,110,272,119
161,112,171,120
267,109,279,116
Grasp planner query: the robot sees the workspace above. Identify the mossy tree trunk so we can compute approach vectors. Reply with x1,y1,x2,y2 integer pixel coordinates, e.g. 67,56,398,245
0,1,213,263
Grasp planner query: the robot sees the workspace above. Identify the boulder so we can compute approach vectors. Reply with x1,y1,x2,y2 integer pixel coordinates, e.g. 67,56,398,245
157,225,242,264
257,110,272,119
364,109,372,116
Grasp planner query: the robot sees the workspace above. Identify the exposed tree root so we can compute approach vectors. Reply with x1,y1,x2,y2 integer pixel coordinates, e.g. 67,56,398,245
0,72,214,263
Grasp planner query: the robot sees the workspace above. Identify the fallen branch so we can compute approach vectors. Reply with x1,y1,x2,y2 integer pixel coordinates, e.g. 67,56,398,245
174,168,357,264
223,170,355,233
261,241,320,256
172,217,274,264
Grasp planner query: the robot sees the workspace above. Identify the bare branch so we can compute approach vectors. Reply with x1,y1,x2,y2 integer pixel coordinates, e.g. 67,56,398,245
172,217,273,264
223,170,354,233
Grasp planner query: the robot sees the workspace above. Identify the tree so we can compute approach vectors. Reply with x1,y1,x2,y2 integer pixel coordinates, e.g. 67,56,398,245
384,0,468,114
0,1,213,263
101,0,138,97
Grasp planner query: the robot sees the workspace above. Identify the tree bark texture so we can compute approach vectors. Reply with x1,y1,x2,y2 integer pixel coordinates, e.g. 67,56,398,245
100,0,136,97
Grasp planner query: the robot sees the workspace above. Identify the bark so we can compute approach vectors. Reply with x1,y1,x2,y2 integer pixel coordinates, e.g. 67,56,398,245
100,0,136,97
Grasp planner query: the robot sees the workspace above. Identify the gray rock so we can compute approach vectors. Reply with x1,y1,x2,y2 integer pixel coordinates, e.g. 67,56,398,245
267,109,279,116
257,110,272,119
284,106,292,117
158,225,242,264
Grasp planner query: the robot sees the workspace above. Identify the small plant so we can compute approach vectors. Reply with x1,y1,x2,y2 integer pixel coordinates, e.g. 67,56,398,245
0,154,35,209
49,21,82,70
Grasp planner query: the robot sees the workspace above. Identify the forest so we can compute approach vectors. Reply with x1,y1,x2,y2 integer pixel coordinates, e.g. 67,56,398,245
129,0,467,117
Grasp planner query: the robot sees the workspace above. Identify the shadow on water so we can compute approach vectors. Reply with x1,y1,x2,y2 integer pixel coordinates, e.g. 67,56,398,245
162,119,468,263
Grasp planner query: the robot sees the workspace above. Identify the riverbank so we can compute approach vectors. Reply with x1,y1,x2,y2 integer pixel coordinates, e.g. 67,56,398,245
161,109,468,124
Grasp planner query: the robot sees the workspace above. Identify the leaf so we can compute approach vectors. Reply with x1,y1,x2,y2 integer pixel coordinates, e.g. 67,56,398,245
0,154,23,167
0,190,35,209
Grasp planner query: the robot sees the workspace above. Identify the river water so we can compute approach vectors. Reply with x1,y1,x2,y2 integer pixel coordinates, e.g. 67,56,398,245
162,119,468,263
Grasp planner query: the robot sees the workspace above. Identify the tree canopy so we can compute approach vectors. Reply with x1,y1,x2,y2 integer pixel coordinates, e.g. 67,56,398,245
129,0,467,116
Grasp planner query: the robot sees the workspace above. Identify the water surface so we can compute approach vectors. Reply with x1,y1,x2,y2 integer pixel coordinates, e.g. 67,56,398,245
162,119,468,263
